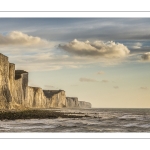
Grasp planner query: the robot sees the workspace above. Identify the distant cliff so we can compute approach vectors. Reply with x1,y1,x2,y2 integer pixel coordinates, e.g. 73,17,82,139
0,53,92,109
78,101,92,108
66,97,79,108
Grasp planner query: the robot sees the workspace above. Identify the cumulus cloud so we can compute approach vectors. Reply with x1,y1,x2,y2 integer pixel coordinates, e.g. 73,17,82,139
97,71,105,75
141,52,150,61
0,31,49,47
59,39,130,58
79,78,98,82
140,87,148,90
101,80,109,83
114,86,119,89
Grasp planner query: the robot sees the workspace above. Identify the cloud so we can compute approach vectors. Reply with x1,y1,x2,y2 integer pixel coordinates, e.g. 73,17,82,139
140,87,148,90
79,78,98,82
59,39,130,58
131,42,142,49
141,52,150,61
9,52,92,72
0,31,48,46
124,41,144,49
101,80,109,83
97,71,105,75
24,18,150,43
114,86,119,89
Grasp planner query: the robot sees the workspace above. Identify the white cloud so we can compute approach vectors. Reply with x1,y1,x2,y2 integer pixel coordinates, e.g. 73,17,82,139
79,78,98,82
124,42,143,51
0,31,48,46
0,32,141,72
9,53,91,72
59,39,130,58
9,50,129,72
131,42,142,49
141,52,150,61
0,31,56,57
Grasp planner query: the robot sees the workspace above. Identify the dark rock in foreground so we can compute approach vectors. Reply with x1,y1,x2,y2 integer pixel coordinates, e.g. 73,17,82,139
0,109,91,120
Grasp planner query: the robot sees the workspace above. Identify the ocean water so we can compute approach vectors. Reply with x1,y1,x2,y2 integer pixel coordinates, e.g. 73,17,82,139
0,108,150,132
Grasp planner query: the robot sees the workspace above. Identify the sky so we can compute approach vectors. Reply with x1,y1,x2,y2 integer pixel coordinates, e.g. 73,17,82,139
0,18,150,108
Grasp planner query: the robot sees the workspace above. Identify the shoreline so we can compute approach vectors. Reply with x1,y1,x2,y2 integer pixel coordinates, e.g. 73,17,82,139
0,109,90,120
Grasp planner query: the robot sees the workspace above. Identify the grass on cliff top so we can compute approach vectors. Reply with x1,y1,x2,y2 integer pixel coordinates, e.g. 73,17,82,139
0,109,90,120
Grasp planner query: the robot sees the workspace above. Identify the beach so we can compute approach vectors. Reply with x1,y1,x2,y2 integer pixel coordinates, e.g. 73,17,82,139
0,108,150,132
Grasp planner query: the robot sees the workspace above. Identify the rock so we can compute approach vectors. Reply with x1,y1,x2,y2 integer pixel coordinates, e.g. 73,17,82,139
27,87,47,108
78,101,92,108
66,97,79,108
9,63,16,102
0,53,12,109
14,70,28,105
43,90,66,108
0,53,92,109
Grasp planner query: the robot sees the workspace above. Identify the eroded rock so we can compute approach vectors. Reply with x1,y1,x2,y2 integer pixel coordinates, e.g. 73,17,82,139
0,53,92,109
66,97,79,108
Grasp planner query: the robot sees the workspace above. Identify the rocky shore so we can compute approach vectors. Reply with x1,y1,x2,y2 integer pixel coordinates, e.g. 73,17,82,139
0,109,91,120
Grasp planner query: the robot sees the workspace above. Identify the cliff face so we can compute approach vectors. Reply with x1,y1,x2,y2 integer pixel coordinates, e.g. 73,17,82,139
0,53,92,109
0,54,12,109
9,63,16,102
27,87,47,108
43,90,66,108
78,101,92,108
14,70,28,106
66,97,79,108
66,97,92,108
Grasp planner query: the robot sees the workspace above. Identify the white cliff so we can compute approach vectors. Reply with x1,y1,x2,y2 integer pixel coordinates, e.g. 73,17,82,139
0,53,92,109
66,97,79,108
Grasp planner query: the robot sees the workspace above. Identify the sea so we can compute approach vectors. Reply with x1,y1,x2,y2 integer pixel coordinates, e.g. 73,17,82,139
0,108,150,132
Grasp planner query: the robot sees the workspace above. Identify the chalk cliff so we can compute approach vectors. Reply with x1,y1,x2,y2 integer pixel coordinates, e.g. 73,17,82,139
0,54,12,109
43,90,66,108
78,101,92,108
0,53,92,109
27,87,47,108
14,70,28,106
66,97,92,108
66,97,79,108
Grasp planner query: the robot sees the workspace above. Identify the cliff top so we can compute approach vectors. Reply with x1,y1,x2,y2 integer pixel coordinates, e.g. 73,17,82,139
0,53,8,58
66,97,78,99
15,70,28,74
9,63,15,65
15,70,28,80
28,86,42,89
43,90,65,98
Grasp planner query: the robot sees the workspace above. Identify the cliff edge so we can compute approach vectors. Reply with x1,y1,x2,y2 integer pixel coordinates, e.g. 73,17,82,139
0,53,92,109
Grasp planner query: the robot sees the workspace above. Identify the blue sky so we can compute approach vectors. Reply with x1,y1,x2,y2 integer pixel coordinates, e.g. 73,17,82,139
0,18,150,108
